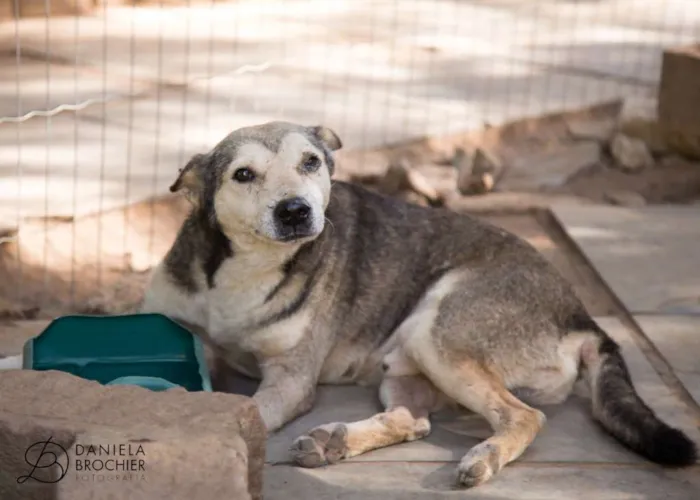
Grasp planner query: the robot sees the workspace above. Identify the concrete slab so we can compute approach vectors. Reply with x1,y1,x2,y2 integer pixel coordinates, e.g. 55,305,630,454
635,315,700,406
551,205,700,315
264,463,700,500
266,317,699,465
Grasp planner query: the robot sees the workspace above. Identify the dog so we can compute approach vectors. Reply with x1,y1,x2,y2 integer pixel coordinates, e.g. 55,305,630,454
138,121,696,487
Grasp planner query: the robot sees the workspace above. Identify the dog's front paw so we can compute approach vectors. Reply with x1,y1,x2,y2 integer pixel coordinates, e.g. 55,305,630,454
290,423,349,468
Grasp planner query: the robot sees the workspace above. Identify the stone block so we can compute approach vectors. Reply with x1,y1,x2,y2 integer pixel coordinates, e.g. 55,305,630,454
657,44,700,159
610,133,654,172
0,370,265,500
58,429,252,500
659,44,700,136
502,141,602,191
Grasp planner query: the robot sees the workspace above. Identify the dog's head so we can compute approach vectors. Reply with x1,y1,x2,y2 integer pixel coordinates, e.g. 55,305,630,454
170,121,342,245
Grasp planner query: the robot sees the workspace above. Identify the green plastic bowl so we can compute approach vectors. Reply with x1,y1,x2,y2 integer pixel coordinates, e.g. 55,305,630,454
22,313,212,392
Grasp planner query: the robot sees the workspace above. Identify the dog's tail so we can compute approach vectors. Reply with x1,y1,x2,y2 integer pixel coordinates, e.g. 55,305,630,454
580,323,697,466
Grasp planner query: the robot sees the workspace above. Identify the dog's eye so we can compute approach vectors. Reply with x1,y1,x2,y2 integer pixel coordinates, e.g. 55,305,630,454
233,167,256,183
302,154,321,172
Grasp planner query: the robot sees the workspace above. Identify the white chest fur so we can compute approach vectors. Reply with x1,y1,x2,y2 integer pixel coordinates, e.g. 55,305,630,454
206,254,311,356
207,254,285,330
143,245,313,361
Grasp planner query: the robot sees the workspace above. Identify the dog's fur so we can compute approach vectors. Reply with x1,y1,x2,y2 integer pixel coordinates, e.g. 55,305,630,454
140,121,697,487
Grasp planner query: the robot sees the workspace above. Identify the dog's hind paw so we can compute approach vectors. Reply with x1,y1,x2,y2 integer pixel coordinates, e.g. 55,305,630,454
290,423,349,468
455,442,501,488
456,460,494,488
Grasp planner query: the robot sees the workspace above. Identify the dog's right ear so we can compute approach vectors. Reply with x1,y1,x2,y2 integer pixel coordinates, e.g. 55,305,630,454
310,125,342,152
169,153,207,196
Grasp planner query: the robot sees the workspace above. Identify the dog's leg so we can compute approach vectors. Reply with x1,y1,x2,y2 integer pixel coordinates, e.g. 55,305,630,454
253,347,322,432
290,372,444,467
449,367,545,488
404,329,546,488
254,364,316,433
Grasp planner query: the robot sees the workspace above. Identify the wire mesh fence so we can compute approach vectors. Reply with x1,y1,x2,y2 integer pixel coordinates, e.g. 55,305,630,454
0,0,698,314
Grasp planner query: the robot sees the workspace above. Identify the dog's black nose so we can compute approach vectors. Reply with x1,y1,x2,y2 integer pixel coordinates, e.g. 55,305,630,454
274,197,311,227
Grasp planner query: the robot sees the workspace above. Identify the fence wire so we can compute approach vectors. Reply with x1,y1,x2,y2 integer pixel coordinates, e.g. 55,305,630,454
0,0,698,314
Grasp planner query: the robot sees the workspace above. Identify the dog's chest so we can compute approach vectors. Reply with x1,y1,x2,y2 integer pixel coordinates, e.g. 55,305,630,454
207,257,283,321
205,255,310,355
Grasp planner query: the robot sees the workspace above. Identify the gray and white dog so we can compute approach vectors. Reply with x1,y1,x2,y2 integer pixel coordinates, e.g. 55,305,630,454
140,121,696,487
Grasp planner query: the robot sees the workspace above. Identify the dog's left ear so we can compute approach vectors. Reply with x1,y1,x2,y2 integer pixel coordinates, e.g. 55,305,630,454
310,125,342,151
169,153,208,196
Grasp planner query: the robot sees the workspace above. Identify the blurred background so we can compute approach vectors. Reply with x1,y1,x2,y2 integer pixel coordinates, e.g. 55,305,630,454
0,0,699,316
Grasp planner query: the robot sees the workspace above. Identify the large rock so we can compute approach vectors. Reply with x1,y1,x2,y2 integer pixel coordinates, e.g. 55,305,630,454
456,147,504,195
500,141,601,191
603,190,647,207
566,115,617,143
659,45,700,145
610,134,655,172
0,370,265,500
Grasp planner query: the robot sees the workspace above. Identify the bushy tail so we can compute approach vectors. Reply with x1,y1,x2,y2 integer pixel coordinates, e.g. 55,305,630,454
582,333,697,466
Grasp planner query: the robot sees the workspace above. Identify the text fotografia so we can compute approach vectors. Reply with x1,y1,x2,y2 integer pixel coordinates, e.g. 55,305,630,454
73,443,147,483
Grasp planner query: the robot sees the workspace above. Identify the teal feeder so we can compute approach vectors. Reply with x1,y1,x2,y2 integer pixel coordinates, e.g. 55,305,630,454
22,313,212,392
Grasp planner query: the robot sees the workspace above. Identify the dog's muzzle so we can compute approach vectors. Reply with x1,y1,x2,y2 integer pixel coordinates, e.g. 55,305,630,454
273,197,315,241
